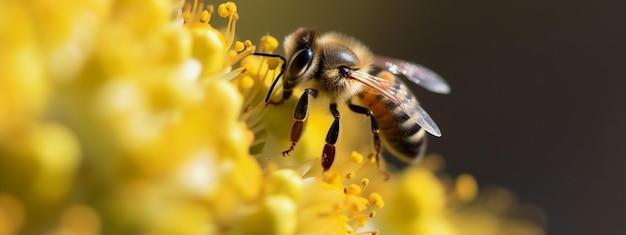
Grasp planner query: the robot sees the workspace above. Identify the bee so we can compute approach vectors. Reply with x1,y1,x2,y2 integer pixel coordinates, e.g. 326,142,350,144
261,28,449,178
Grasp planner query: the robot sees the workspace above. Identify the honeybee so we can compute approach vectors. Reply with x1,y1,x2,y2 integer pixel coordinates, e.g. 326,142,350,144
261,28,449,177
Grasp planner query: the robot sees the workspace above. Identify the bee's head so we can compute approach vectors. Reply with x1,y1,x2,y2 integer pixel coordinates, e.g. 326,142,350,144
283,27,320,90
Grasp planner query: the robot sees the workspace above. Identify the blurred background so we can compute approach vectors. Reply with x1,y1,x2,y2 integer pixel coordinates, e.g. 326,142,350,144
234,0,626,234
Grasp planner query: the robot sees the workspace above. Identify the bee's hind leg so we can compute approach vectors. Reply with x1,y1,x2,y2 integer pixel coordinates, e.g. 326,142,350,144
321,103,340,172
347,100,390,180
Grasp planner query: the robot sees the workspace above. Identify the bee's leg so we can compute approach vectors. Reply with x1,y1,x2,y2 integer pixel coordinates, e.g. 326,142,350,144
265,79,292,105
322,103,340,172
282,88,317,156
252,52,289,105
347,101,390,180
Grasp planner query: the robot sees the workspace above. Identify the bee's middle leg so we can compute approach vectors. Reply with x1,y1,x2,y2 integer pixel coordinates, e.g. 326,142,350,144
321,103,340,172
347,101,390,180
282,88,317,156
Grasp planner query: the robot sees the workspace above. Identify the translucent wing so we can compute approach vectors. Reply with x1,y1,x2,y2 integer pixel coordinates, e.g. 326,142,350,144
400,101,441,137
350,70,442,137
373,55,450,94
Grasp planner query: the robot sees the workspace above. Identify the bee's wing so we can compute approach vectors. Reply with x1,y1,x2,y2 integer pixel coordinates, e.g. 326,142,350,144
400,100,442,137
373,55,450,94
351,70,442,137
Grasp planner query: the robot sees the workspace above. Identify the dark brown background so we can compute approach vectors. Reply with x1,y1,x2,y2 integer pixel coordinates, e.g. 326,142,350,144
233,1,626,234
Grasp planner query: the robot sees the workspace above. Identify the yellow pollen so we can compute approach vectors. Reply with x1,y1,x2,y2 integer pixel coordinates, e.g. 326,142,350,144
235,41,245,52
346,172,356,179
260,34,279,53
223,41,256,70
344,184,362,195
348,197,368,212
323,172,341,184
266,58,280,71
360,178,369,187
199,10,210,23
218,2,237,17
369,211,376,218
183,1,216,25
238,75,255,91
221,2,239,55
351,151,363,164
244,40,253,47
369,193,384,208
358,218,367,227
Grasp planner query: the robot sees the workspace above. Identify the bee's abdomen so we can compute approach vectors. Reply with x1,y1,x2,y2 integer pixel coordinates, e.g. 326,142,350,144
359,75,427,162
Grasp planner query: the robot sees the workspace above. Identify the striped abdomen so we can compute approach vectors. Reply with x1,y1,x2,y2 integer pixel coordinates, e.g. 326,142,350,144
358,72,427,162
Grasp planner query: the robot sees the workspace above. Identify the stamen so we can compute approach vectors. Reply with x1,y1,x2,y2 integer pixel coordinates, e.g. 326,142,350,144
221,67,246,81
259,34,279,53
368,211,376,218
218,2,239,55
360,178,369,187
358,218,367,227
354,231,379,235
192,0,199,16
182,0,215,25
344,184,362,195
347,197,368,213
217,1,237,17
368,193,384,208
235,41,245,52
351,151,363,164
346,213,371,231
359,178,370,194
199,10,210,23
182,3,191,23
322,172,341,185
266,58,279,70
223,44,256,70
238,75,255,92
260,64,271,84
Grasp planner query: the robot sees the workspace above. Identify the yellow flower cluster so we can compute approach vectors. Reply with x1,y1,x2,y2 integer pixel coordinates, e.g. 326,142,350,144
375,155,547,235
0,0,546,234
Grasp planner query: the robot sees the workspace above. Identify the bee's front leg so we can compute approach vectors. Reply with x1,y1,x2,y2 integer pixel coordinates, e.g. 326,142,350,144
254,52,288,105
321,103,340,172
266,86,292,105
282,88,317,156
347,101,390,180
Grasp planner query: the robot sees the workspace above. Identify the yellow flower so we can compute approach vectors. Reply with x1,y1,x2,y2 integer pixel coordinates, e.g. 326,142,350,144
376,164,454,235
0,1,546,234
374,155,547,235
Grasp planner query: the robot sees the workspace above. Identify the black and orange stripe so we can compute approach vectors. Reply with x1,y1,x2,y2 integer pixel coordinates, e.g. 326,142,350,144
358,71,427,162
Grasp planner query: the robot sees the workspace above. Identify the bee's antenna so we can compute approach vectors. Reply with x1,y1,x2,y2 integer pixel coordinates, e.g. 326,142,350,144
253,52,286,103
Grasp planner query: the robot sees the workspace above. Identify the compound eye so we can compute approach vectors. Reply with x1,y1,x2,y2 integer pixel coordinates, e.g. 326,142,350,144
286,48,314,81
